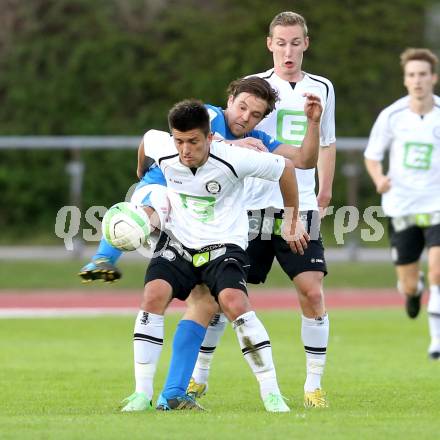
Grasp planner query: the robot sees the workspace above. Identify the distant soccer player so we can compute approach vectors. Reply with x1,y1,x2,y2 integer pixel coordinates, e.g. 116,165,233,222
365,48,440,359
189,11,335,408
121,99,308,412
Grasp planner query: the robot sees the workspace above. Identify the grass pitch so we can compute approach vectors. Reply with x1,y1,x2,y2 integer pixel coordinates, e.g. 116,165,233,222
0,259,402,289
0,309,438,440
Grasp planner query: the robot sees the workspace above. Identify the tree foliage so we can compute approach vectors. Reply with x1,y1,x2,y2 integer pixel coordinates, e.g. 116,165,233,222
0,0,434,240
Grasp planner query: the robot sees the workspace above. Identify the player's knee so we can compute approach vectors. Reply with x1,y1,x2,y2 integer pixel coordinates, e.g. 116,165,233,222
188,284,210,301
299,286,324,307
187,286,218,312
188,295,219,316
218,288,250,321
141,280,172,313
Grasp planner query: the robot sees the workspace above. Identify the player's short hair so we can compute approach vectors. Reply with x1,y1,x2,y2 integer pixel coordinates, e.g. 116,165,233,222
269,11,308,38
400,48,439,73
168,99,211,136
227,76,279,116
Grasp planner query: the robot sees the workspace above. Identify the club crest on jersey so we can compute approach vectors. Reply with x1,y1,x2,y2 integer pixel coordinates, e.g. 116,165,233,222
161,249,176,261
205,180,221,194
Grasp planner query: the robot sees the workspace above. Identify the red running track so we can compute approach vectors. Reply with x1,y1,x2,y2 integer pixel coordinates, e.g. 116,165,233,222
0,288,425,314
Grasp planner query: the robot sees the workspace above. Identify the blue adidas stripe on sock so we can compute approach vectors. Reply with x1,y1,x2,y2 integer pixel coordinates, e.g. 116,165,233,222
94,237,122,265
161,320,207,399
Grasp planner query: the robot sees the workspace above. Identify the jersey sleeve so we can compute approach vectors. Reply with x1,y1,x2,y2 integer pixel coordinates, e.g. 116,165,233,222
143,129,175,163
320,80,336,147
248,129,282,152
225,144,285,181
206,104,227,138
364,110,392,161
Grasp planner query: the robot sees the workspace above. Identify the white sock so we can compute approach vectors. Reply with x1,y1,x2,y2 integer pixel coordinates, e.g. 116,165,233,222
428,285,440,353
233,311,280,400
302,314,329,392
192,313,227,384
133,310,164,399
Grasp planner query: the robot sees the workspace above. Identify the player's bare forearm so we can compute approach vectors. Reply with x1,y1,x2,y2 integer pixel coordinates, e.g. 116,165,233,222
364,157,384,184
297,120,320,168
298,93,322,168
279,161,299,218
137,140,146,179
279,161,309,254
317,143,336,210
273,126,319,169
364,157,391,194
227,137,268,152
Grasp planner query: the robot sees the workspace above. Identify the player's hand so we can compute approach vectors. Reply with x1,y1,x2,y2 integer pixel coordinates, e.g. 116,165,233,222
375,175,391,194
303,93,323,123
230,137,268,152
282,217,310,255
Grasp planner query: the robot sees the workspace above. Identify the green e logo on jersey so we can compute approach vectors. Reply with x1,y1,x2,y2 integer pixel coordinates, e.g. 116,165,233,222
179,193,216,223
276,109,307,145
403,142,433,170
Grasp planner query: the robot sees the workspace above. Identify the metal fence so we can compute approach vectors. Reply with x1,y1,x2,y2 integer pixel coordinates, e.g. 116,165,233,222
0,136,371,259
0,135,368,208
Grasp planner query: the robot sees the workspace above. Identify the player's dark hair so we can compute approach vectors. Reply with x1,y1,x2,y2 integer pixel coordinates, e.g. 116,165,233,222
227,76,279,116
168,99,211,136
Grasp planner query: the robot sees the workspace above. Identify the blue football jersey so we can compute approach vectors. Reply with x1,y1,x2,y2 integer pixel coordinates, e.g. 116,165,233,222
206,104,281,153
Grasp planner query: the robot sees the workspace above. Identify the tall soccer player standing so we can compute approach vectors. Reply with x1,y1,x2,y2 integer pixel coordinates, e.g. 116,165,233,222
189,11,335,408
364,48,440,360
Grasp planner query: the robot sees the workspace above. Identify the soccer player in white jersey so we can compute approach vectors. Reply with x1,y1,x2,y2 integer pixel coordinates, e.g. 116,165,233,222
189,12,335,408
121,99,309,413
120,78,322,413
364,48,440,359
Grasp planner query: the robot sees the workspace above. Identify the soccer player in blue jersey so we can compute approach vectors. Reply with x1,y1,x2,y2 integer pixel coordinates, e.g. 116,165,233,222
78,76,321,282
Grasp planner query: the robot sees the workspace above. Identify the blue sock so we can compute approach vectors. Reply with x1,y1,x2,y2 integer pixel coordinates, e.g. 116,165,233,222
93,238,122,265
161,320,207,399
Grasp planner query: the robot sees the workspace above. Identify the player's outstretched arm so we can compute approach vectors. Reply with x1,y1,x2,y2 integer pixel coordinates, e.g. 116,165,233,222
278,160,310,254
273,93,322,169
227,137,268,152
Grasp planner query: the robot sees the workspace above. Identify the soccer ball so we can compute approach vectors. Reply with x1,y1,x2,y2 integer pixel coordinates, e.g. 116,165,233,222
102,202,151,251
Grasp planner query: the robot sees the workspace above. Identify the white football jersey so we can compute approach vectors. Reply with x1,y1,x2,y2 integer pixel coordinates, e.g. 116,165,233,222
144,129,285,249
244,69,336,211
364,95,440,217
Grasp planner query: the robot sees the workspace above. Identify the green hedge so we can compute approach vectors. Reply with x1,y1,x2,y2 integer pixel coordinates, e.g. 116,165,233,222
0,0,433,241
